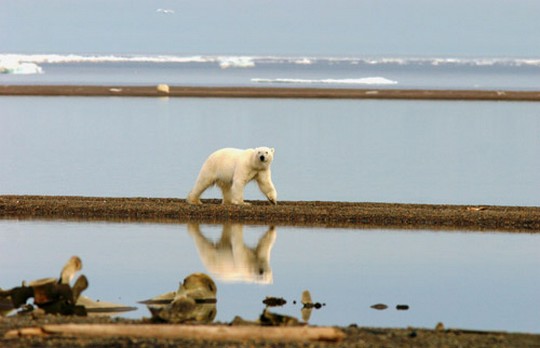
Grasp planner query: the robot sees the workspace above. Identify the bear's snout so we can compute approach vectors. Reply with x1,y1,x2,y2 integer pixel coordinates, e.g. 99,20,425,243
260,155,265,161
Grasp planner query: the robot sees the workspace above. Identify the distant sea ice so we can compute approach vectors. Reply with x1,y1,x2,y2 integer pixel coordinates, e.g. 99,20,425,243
0,57,43,74
251,77,398,85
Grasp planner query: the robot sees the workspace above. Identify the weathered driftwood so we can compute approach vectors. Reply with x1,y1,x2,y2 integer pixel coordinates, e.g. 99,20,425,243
5,324,346,342
1,256,134,316
143,273,218,324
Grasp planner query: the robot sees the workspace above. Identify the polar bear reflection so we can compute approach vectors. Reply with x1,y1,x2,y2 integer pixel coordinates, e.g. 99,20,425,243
187,223,276,284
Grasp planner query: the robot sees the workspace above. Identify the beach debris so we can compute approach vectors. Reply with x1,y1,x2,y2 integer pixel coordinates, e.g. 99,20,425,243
76,296,136,316
260,309,300,327
0,256,134,317
143,273,217,324
467,206,487,212
156,83,170,94
0,256,88,316
4,324,346,342
262,296,287,307
370,303,388,310
59,256,83,284
231,315,260,326
231,309,301,327
396,304,410,311
109,88,123,93
0,297,13,317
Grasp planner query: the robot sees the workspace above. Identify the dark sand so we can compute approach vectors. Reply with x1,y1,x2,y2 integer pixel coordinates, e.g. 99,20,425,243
2,315,540,348
3,85,540,101
1,195,539,232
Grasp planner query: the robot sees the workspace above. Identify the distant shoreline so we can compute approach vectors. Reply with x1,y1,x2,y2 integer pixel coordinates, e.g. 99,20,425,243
2,85,540,101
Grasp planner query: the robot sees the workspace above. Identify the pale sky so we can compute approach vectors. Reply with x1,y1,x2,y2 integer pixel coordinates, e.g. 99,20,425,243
1,0,540,57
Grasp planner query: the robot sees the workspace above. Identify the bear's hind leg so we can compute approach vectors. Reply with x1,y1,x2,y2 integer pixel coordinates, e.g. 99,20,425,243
218,182,233,205
187,175,215,205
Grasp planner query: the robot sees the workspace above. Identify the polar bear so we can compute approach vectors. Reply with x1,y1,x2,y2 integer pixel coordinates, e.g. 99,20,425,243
187,147,277,205
187,223,276,284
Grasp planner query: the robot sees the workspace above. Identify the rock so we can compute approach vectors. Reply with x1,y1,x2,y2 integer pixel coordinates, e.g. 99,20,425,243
156,84,170,94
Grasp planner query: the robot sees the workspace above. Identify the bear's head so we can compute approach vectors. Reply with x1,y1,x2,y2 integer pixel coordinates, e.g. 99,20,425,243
254,147,274,168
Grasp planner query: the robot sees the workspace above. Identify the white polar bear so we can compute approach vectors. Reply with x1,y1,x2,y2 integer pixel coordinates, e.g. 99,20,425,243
187,147,277,205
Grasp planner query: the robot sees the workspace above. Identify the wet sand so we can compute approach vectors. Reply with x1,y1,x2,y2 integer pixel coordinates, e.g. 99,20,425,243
1,195,539,232
2,85,540,101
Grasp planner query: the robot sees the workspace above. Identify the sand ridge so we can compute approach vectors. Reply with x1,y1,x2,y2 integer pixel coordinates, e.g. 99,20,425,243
1,195,539,232
2,85,540,101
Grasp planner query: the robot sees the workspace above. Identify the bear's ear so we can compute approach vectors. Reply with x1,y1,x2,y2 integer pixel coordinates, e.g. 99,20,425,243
271,148,275,153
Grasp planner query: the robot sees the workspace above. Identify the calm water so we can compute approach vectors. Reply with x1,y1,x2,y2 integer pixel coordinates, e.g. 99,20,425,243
1,220,539,333
2,56,540,91
1,96,539,206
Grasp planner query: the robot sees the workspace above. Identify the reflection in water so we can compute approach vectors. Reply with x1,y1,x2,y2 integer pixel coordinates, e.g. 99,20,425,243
188,223,276,284
301,290,325,322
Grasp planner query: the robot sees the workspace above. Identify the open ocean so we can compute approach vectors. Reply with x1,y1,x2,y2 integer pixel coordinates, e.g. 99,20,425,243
2,1,540,90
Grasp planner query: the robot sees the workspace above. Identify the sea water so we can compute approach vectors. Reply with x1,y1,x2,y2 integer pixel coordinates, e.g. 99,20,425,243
1,220,539,333
1,96,539,206
2,54,540,91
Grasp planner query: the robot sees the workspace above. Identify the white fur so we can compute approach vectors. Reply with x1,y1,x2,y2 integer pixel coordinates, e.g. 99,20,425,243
188,223,276,284
187,147,277,205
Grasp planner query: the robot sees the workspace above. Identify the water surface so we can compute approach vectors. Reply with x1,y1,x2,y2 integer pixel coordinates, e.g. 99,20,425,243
1,220,538,333
1,96,539,206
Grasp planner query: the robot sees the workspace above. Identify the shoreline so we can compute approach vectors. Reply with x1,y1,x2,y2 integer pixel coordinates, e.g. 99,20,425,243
0,315,540,348
2,316,540,348
2,85,540,101
1,195,539,232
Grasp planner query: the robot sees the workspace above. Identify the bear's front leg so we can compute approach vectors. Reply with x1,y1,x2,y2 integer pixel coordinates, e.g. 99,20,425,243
256,170,277,205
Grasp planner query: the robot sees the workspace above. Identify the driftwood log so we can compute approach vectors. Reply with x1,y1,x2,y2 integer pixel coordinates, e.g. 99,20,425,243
5,324,346,342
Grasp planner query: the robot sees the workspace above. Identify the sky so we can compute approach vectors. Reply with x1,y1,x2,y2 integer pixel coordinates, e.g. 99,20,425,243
1,0,540,57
